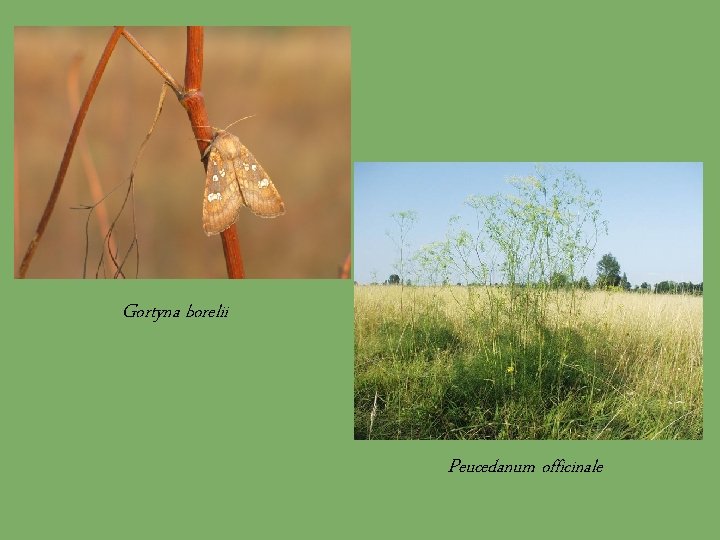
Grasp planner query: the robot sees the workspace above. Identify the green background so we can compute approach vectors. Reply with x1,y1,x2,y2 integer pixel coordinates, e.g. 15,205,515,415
2,2,714,539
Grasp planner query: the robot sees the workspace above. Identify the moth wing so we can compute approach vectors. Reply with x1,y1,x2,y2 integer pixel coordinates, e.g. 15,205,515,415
202,144,244,236
229,140,285,218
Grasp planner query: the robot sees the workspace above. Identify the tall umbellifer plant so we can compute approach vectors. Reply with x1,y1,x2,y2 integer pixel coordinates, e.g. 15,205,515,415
387,210,417,313
454,165,606,333
17,27,264,279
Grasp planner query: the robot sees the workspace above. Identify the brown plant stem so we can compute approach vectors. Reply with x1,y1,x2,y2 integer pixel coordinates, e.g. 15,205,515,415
180,26,245,278
18,26,125,278
340,253,351,279
123,27,244,278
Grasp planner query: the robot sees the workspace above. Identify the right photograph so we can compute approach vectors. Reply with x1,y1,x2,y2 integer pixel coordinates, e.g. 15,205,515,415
354,162,703,440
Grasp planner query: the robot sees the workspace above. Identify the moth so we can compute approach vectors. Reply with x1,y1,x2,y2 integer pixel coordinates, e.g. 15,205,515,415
201,129,285,236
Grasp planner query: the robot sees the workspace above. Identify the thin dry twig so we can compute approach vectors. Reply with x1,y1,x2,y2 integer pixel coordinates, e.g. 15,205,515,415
368,391,379,440
76,84,169,278
121,29,183,97
67,54,120,276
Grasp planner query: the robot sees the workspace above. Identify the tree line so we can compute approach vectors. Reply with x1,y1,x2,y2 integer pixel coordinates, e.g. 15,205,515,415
593,252,702,295
377,252,702,296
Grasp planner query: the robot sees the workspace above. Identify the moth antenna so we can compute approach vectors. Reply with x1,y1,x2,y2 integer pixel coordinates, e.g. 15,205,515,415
193,115,255,135
192,123,219,130
223,115,256,131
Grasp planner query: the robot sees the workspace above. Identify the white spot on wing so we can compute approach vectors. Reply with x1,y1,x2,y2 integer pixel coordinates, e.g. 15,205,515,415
259,178,270,188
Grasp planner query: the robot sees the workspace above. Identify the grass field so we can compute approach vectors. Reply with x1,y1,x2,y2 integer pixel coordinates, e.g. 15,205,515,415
354,285,703,440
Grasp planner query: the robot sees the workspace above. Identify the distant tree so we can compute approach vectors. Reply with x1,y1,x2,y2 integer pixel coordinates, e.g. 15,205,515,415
577,276,591,290
388,274,400,285
640,282,650,291
654,280,702,295
677,281,701,295
655,280,675,294
549,271,569,289
619,272,631,291
596,253,621,289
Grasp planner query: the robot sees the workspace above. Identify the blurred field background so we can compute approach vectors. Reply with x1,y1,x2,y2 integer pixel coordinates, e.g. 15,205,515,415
14,27,350,278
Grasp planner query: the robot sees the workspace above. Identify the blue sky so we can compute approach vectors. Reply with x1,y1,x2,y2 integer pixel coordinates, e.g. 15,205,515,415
354,162,703,286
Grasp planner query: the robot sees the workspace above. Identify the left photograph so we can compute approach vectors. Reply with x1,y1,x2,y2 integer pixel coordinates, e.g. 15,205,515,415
14,26,351,278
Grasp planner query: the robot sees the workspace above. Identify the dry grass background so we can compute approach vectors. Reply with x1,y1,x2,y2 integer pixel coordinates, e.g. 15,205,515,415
14,27,350,278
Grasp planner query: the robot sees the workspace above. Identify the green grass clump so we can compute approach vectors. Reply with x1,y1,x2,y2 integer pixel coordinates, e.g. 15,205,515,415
354,286,703,440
